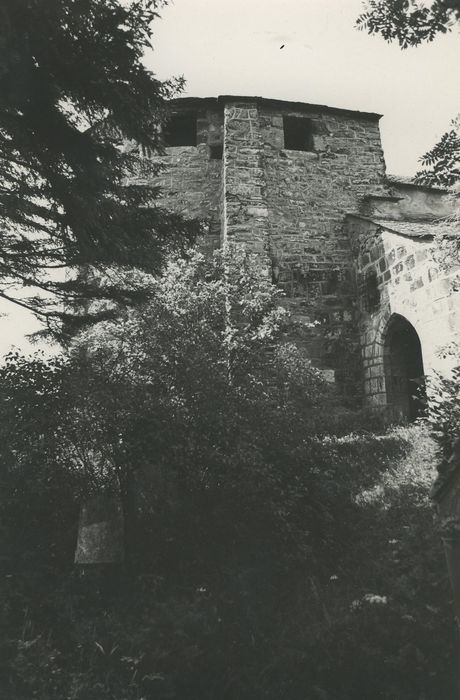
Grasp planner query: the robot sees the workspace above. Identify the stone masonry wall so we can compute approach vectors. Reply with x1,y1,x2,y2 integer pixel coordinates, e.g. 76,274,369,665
133,105,224,254
222,102,270,261
349,215,460,413
144,97,392,400
256,104,388,395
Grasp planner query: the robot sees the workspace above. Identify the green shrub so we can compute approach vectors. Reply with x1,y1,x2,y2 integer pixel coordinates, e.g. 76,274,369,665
0,249,458,698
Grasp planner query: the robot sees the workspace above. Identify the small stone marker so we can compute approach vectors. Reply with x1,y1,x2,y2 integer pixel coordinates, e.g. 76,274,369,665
74,493,124,565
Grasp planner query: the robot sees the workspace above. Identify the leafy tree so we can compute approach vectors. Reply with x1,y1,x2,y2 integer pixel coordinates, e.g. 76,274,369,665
356,0,460,49
0,351,80,567
2,355,458,698
1,248,459,699
357,0,460,187
415,118,460,187
67,245,342,561
0,244,361,578
0,0,198,333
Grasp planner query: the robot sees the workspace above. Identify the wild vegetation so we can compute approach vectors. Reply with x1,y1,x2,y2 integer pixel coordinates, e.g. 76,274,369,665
0,0,198,332
0,1,459,698
0,246,459,699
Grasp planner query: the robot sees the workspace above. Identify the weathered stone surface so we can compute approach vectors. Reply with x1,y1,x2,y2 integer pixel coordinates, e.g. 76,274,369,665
347,210,460,418
74,494,124,565
134,94,459,413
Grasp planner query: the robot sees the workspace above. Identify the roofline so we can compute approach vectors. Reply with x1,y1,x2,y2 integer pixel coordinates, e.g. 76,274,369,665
345,213,434,240
169,95,382,121
386,175,449,194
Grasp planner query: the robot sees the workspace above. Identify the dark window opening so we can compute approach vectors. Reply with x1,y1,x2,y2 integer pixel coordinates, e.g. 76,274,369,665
364,270,380,312
283,116,315,151
384,315,426,422
326,269,340,294
163,112,197,146
271,259,280,285
209,144,223,159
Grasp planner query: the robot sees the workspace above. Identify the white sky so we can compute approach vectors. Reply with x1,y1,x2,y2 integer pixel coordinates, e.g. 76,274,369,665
1,0,459,357
148,0,460,176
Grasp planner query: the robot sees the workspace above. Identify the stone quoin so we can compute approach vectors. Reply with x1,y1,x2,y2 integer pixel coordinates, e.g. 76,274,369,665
130,95,460,422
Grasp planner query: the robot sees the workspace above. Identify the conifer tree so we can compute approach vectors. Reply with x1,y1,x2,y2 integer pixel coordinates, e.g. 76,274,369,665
0,0,197,333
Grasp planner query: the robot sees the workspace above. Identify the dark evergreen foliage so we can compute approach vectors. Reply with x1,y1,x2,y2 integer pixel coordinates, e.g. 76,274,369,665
0,0,198,331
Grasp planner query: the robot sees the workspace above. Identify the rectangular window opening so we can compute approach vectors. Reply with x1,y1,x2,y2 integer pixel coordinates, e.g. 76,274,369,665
283,116,314,152
164,112,197,147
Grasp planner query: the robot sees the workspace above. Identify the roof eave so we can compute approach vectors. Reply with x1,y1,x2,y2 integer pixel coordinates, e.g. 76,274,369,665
386,175,450,194
169,95,382,121
345,213,434,240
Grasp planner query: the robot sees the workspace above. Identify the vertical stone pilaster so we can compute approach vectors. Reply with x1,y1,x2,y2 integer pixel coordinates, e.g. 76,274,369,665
222,102,270,269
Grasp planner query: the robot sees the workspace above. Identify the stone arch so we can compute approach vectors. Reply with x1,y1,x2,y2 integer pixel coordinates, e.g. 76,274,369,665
382,313,426,422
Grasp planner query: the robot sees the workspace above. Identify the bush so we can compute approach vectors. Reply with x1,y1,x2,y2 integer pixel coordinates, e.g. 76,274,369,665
0,250,458,698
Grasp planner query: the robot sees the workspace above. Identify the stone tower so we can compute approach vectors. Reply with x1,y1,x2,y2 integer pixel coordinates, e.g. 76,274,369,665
131,95,460,419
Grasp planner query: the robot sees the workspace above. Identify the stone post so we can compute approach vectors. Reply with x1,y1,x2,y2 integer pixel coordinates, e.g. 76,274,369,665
74,493,124,565
222,100,270,267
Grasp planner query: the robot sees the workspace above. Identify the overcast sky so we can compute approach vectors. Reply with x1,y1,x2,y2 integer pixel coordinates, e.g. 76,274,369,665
148,0,460,176
1,0,459,356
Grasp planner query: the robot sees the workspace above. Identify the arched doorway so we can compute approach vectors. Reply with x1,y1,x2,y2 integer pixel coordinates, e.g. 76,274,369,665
383,315,426,422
